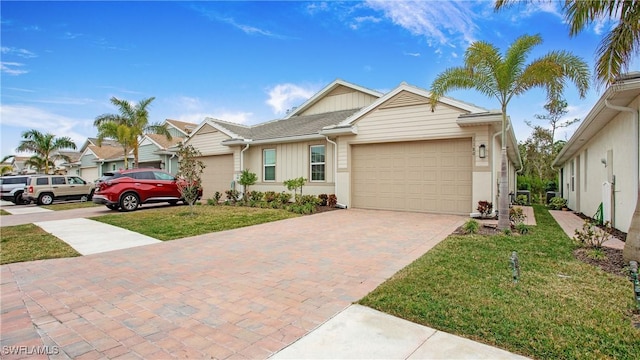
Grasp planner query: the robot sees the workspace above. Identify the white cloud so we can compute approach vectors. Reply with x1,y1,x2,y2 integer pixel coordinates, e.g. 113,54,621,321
1,62,28,75
365,0,478,47
191,5,286,39
1,46,37,58
404,52,421,57
350,15,382,29
0,105,88,153
266,83,317,114
212,111,253,124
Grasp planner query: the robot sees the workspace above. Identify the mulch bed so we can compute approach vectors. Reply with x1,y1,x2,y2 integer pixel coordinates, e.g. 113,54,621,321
574,247,628,277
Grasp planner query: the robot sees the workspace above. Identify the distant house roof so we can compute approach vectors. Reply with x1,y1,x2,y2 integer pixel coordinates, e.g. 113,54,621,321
81,138,120,153
145,133,184,150
88,145,126,160
165,119,197,136
208,109,360,144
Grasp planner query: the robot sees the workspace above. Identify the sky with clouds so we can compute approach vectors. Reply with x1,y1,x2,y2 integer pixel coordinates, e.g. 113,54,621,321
1,0,637,159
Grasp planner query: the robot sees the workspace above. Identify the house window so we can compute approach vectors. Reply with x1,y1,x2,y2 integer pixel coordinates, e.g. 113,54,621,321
263,149,276,181
570,160,575,192
112,164,116,171
310,145,325,181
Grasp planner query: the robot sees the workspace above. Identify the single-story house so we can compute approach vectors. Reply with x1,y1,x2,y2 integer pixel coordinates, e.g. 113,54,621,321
71,119,196,181
553,72,640,233
137,119,196,174
185,79,520,215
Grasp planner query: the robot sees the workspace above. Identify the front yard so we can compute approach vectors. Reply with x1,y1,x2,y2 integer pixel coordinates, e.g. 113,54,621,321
1,224,80,264
359,205,639,359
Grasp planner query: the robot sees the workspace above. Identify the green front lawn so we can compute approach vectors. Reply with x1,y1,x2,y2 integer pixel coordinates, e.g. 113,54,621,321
360,205,639,359
0,209,10,216
0,224,80,264
92,205,300,241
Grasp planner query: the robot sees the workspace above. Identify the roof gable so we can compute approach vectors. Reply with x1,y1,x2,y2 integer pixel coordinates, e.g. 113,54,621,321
284,79,383,119
339,82,487,127
164,119,197,136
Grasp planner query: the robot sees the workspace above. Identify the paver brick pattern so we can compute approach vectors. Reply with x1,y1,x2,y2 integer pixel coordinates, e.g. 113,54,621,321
1,209,463,359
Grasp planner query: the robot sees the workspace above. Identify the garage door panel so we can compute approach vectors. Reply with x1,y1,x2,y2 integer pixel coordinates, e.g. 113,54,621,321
352,138,471,215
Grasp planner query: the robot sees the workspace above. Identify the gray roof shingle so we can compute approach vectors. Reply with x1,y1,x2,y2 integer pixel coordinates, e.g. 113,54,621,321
210,109,359,141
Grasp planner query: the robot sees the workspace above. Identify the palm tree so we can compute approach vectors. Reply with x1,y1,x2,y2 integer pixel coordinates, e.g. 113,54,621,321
1,155,15,175
429,34,589,230
15,130,77,174
23,155,46,173
94,96,172,168
496,0,639,86
95,120,136,169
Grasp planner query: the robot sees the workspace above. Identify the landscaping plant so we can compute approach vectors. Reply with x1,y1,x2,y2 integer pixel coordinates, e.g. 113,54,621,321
548,196,567,210
283,177,306,199
327,194,337,208
238,169,257,203
462,219,479,234
477,201,493,217
175,143,205,215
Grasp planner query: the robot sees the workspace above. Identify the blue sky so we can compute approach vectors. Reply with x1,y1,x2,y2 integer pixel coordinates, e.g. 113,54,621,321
1,1,638,158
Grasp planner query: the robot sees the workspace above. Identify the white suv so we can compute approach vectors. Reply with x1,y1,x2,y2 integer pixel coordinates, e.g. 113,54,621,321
0,175,33,204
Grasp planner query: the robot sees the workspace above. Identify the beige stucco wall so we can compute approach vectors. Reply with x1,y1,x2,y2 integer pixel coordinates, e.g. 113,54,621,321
560,95,639,232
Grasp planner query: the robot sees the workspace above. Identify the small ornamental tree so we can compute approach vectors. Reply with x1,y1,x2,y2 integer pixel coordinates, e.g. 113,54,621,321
175,143,205,215
283,177,306,202
238,169,257,203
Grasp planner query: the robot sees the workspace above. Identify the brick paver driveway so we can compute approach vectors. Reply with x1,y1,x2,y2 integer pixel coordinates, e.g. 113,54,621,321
1,209,463,359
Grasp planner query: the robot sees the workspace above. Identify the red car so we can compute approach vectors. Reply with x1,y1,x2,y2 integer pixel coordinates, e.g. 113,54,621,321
92,168,202,211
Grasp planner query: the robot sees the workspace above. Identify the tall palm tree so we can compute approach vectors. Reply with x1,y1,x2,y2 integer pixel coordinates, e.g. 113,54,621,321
496,0,639,86
94,96,172,168
430,34,589,230
15,130,77,174
95,120,136,169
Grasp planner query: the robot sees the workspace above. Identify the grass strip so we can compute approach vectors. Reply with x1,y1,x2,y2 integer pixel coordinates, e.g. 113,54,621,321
92,205,300,241
1,224,80,264
42,201,101,211
359,205,639,359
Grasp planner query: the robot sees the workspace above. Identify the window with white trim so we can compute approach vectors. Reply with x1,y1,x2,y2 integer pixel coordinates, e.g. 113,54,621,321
263,149,276,181
310,145,325,181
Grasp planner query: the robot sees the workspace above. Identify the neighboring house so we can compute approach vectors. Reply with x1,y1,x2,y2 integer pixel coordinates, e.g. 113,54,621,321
553,72,640,233
9,156,38,174
137,119,196,174
51,150,81,174
71,138,128,182
185,79,521,215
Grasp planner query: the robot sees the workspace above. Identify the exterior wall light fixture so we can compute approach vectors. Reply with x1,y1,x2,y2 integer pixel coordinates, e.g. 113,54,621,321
479,144,486,159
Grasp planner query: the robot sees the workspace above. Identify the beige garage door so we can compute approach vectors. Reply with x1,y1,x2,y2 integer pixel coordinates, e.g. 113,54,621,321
81,167,99,183
198,155,234,200
352,138,472,214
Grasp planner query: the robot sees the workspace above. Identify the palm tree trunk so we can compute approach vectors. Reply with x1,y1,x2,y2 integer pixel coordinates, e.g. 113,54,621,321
498,148,511,230
623,190,640,262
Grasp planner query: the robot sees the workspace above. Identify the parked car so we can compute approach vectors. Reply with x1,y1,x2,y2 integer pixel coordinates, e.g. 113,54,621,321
24,175,95,205
92,168,202,211
0,175,34,204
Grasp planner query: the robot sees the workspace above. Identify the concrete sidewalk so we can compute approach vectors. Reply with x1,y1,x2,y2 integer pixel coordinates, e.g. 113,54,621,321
549,210,625,249
34,218,161,255
271,305,529,359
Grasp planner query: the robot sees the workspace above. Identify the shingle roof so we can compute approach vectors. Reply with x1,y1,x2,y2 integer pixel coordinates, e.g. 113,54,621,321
165,119,197,134
146,133,184,149
88,145,125,160
210,109,359,141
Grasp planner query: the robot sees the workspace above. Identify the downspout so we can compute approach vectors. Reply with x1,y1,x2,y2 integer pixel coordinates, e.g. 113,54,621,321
240,144,250,195
169,153,176,174
604,100,639,232
491,129,501,213
325,136,347,208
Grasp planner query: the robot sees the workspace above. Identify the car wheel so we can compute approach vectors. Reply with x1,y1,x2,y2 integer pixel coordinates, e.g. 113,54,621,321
119,192,139,212
106,204,119,210
88,190,94,201
38,193,54,206
14,191,28,205
169,200,178,206
80,195,89,202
